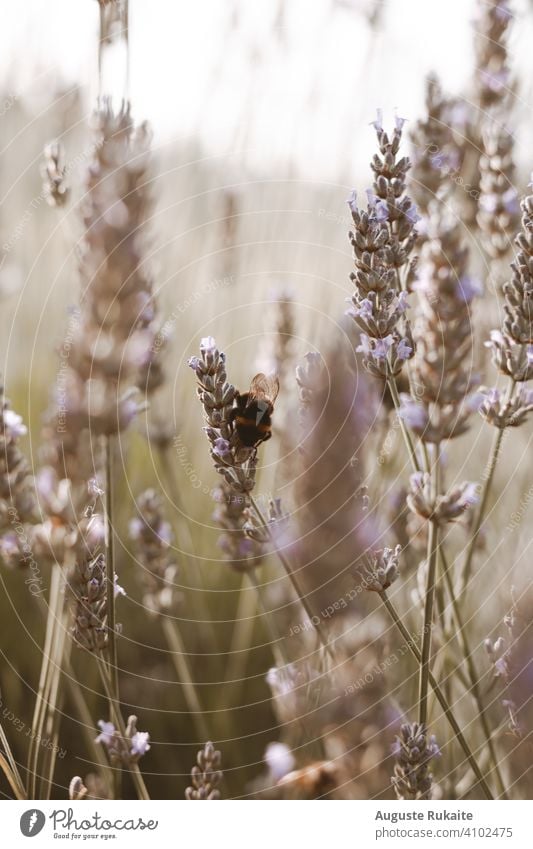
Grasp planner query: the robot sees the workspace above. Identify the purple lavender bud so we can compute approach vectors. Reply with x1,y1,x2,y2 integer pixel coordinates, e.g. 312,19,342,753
0,532,20,558
159,521,172,546
461,483,479,507
409,471,425,491
479,193,498,213
213,437,231,458
36,467,56,500
355,298,374,321
346,189,357,213
3,409,27,438
373,335,394,360
397,291,410,313
86,514,105,547
356,334,372,356
130,731,151,757
495,657,509,677
238,538,255,557
375,200,389,222
399,398,427,429
129,517,143,540
394,114,407,131
371,108,383,132
187,356,201,371
481,68,509,93
457,275,482,303
396,338,412,360
502,188,519,214
405,200,421,225
95,720,116,747
428,735,441,759
88,478,104,497
466,392,485,412
495,2,512,22
200,336,217,355
114,577,126,598
430,152,445,170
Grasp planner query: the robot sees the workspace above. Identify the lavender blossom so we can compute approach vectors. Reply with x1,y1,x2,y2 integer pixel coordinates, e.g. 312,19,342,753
185,742,223,800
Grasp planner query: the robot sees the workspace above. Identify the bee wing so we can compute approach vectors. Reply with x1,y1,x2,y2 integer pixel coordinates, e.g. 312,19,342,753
249,373,279,403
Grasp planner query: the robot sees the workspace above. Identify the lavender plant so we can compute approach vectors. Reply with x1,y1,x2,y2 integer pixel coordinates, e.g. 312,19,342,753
185,742,223,800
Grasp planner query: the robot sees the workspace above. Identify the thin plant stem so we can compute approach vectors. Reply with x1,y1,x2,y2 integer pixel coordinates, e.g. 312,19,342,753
223,574,258,693
440,548,507,798
156,442,217,648
386,375,421,474
247,568,289,670
379,591,493,800
39,604,69,800
161,617,211,742
0,725,26,799
27,561,62,798
460,428,504,593
104,436,122,800
0,752,26,800
31,593,112,790
104,436,119,700
247,568,320,753
419,517,439,727
249,495,335,661
63,657,113,789
418,447,440,727
460,379,515,595
418,445,440,725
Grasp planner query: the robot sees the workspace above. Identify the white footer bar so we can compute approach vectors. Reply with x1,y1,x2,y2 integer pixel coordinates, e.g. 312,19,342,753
4,800,532,848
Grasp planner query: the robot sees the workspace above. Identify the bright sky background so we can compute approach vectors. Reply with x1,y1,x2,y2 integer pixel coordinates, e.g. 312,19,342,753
1,0,532,179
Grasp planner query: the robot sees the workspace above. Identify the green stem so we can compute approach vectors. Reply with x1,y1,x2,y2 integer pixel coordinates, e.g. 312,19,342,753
460,380,515,595
105,436,119,699
31,593,112,792
249,496,335,661
157,443,217,649
418,517,439,727
379,592,493,799
161,618,211,742
223,575,258,699
247,568,290,671
418,445,441,727
0,725,26,799
247,568,320,752
39,606,69,800
440,549,507,798
27,562,62,798
104,436,122,800
0,752,26,800
460,429,504,594
386,375,421,474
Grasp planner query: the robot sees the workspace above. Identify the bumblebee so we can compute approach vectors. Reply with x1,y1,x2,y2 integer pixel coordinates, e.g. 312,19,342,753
277,761,338,798
230,373,279,448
